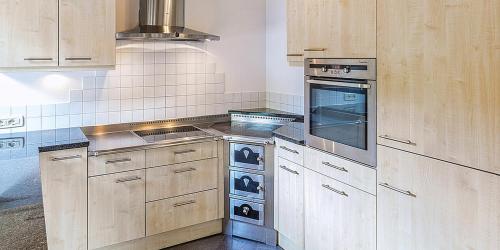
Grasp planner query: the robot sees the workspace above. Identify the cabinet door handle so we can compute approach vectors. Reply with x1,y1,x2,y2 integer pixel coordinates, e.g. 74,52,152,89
174,168,197,174
24,57,54,61
173,200,196,207
379,183,416,198
174,149,196,155
304,48,327,52
105,158,132,164
322,161,348,173
51,155,82,162
287,53,304,57
115,176,142,183
65,57,92,61
280,165,299,175
322,184,348,197
379,135,416,146
280,146,299,154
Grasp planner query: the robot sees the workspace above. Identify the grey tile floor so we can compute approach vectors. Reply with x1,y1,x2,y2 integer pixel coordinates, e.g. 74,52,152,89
164,234,283,250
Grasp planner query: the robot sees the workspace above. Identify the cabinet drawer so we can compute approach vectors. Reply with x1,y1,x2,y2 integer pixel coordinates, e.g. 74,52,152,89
275,138,304,166
146,158,218,202
146,141,217,168
89,150,145,177
88,170,145,249
304,147,376,194
146,189,218,236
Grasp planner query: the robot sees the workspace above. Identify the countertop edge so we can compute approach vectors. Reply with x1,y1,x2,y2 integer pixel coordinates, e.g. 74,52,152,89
38,141,90,153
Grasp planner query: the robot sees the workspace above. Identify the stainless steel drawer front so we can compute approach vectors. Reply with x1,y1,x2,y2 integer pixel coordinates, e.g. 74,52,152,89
229,143,265,171
230,170,265,200
230,198,265,226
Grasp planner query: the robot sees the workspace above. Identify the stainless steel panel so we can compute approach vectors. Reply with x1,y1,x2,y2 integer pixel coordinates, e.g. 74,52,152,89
230,198,264,226
230,170,265,200
229,143,265,171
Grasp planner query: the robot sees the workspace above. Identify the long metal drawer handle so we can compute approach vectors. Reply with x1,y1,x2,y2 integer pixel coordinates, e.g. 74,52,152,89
379,183,416,198
174,168,197,174
322,184,348,197
115,176,142,183
280,146,299,154
379,135,416,146
173,200,196,207
65,57,92,61
174,149,196,155
51,155,82,162
304,48,327,52
24,57,53,61
322,161,348,173
280,165,299,175
105,158,132,164
287,53,304,57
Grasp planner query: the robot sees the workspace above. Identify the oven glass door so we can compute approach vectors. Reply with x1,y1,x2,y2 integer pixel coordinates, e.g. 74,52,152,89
309,81,368,150
229,143,265,171
230,170,265,200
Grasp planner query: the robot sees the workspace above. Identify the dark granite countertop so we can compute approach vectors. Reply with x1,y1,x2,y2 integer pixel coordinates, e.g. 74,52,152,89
273,122,305,145
229,108,304,121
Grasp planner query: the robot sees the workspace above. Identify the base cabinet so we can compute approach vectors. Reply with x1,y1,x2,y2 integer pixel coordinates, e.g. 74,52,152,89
304,168,376,250
377,146,500,250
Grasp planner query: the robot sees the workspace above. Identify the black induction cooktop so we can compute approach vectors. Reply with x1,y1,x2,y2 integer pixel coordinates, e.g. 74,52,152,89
134,126,212,143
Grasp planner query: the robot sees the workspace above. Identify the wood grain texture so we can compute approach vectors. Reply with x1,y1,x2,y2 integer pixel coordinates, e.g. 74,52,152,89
146,189,218,236
59,0,116,67
146,141,218,168
275,138,304,166
88,150,145,177
304,168,376,250
40,148,88,250
88,170,146,249
0,0,58,68
304,0,376,58
146,158,218,201
377,145,500,250
277,157,304,250
377,0,500,174
286,0,305,62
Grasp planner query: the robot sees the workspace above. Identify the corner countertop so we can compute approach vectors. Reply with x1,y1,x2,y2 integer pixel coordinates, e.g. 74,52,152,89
273,121,305,145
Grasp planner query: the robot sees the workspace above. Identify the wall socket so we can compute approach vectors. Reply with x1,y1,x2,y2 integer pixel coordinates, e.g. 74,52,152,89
0,137,25,150
0,116,25,129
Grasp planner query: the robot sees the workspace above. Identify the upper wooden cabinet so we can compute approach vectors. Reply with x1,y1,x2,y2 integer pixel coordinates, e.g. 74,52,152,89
287,0,376,59
377,145,500,250
377,0,500,174
0,0,59,68
59,0,116,67
0,0,115,69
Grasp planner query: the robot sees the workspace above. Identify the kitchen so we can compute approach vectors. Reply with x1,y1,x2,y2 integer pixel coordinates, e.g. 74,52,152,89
0,0,498,250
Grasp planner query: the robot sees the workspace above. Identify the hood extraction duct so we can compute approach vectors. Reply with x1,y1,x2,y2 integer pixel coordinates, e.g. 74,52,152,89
116,0,220,41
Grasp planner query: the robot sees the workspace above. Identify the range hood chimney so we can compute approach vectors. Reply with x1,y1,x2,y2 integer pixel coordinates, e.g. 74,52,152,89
116,0,220,42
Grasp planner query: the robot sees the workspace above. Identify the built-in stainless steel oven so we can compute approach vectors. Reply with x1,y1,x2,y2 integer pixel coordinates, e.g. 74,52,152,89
305,58,377,167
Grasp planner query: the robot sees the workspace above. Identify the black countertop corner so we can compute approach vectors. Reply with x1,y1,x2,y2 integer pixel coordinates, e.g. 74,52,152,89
229,108,304,121
36,128,89,153
273,122,305,145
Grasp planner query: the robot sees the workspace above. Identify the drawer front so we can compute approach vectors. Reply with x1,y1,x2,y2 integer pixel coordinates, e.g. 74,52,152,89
146,189,218,236
304,147,376,195
88,170,146,249
89,150,145,177
146,158,218,202
230,198,265,226
275,138,304,166
229,143,265,171
146,141,218,168
230,170,265,200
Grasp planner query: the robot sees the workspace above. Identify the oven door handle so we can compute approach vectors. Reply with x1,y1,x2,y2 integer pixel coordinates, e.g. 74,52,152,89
306,79,371,89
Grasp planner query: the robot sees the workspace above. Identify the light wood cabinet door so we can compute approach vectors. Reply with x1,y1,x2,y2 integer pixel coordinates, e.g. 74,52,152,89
59,0,116,67
304,0,376,58
0,0,58,68
377,0,500,174
286,0,305,62
277,157,304,250
40,148,87,250
304,168,376,250
88,170,145,249
377,146,500,250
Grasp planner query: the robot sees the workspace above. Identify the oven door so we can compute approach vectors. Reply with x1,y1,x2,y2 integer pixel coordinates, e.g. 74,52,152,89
305,78,377,167
229,143,265,171
230,198,265,226
230,170,265,200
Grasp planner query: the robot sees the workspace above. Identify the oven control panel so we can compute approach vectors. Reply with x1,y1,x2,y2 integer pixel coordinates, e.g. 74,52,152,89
305,58,376,80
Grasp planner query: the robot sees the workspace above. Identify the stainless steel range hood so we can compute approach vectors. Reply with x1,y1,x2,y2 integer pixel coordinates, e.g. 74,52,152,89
116,0,220,41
